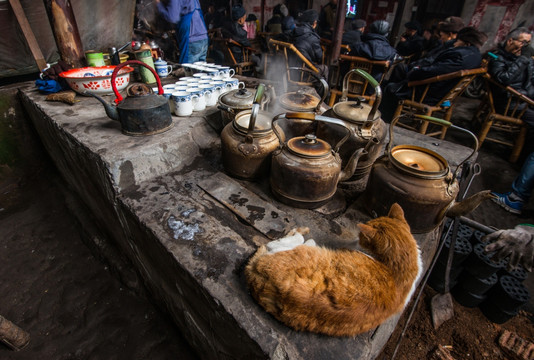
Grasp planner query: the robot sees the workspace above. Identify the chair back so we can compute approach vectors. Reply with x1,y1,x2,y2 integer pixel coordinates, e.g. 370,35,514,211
211,38,255,75
268,38,319,86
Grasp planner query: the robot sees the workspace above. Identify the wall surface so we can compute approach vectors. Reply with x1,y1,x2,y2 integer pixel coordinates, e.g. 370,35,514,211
0,0,135,78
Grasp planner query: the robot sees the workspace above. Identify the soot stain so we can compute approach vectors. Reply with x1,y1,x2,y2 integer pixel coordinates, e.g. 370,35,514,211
229,193,248,206
271,211,279,219
246,205,265,225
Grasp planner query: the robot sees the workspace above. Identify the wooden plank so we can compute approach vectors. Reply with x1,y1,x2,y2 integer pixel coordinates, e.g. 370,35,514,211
198,172,295,239
8,0,47,71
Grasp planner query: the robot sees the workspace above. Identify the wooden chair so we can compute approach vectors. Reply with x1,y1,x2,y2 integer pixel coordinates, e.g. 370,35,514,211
328,55,390,106
268,38,319,87
393,67,487,138
211,38,256,76
476,73,533,163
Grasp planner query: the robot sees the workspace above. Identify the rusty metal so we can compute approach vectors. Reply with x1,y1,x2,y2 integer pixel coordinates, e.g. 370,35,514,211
198,172,294,239
0,315,30,351
218,87,270,127
221,107,279,180
43,0,84,68
363,114,488,233
270,113,366,209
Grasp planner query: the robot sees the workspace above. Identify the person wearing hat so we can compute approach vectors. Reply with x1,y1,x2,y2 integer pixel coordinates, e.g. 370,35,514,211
380,26,487,122
342,19,366,47
156,0,209,63
221,5,253,63
396,21,424,59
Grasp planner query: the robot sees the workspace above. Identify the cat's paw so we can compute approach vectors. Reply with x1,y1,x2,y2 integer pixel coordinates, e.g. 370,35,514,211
287,227,310,237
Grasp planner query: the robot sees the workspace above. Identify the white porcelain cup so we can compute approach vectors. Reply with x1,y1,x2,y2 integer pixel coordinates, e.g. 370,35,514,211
163,88,176,114
180,76,197,82
198,84,216,107
155,60,173,78
203,68,220,78
186,87,206,111
193,73,212,81
218,66,235,79
172,91,193,116
223,77,245,90
209,81,224,98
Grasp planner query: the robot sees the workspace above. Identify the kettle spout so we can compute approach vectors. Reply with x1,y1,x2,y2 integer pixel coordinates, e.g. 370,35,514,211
339,148,367,182
85,92,119,121
445,190,495,218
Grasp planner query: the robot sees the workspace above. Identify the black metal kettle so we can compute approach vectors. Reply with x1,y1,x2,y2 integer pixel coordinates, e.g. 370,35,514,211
88,60,173,136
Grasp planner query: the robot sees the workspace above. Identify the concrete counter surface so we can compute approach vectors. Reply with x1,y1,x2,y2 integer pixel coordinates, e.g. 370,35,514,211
19,85,471,359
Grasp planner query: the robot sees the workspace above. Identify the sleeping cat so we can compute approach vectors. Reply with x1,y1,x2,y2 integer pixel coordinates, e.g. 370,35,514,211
244,203,422,337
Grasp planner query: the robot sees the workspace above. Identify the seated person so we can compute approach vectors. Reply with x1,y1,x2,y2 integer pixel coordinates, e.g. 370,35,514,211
222,5,253,63
487,27,534,128
290,9,328,78
387,17,465,84
396,21,424,60
280,5,295,34
319,0,337,38
379,27,487,122
266,4,284,34
342,19,366,46
345,20,398,84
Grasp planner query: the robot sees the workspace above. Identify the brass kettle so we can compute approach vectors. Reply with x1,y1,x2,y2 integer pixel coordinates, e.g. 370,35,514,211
221,84,280,179
363,114,493,233
270,112,367,209
277,67,329,113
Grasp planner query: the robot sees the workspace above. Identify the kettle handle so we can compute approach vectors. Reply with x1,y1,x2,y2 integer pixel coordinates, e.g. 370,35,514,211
388,114,479,184
111,60,164,104
272,112,351,153
341,69,381,121
287,67,329,112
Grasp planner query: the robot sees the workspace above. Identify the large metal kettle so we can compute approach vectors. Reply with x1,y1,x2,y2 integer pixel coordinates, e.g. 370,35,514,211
317,68,386,181
87,60,173,136
221,84,280,179
363,114,493,233
270,112,367,209
277,67,329,113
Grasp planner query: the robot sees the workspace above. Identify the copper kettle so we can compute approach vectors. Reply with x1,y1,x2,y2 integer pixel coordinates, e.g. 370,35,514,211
277,67,329,113
363,114,493,233
270,112,367,209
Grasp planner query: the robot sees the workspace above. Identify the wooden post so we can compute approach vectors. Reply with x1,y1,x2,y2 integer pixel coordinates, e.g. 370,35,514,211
328,0,347,66
43,0,85,68
0,315,30,351
8,0,47,71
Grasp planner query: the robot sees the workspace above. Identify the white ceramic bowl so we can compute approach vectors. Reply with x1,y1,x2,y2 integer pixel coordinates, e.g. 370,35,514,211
59,65,134,95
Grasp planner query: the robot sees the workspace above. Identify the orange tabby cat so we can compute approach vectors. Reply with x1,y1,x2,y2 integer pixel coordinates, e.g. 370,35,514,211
245,203,422,337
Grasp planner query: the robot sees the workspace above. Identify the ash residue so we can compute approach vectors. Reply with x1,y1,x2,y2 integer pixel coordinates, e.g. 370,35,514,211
167,215,202,241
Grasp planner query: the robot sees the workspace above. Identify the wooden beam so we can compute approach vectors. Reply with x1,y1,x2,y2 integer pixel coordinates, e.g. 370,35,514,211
8,0,48,71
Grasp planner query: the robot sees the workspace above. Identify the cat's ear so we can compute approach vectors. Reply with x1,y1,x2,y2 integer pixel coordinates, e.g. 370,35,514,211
388,203,405,220
358,223,377,239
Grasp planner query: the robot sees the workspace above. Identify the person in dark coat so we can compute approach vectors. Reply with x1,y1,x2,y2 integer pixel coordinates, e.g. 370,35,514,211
345,20,397,84
319,0,337,38
379,26,487,122
342,19,366,46
396,21,424,59
488,27,534,127
289,9,328,89
222,5,251,63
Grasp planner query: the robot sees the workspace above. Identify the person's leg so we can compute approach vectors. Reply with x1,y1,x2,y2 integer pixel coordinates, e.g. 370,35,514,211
188,38,208,63
512,151,534,200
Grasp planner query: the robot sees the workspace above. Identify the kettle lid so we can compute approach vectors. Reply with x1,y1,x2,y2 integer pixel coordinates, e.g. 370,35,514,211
219,88,254,107
279,91,319,111
287,134,331,158
333,100,380,123
390,145,448,179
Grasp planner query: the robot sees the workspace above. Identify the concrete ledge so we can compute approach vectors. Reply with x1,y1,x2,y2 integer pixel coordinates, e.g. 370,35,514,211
19,84,471,359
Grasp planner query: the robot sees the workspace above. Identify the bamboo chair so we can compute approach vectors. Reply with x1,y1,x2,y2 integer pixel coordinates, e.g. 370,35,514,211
268,38,319,87
328,55,390,106
393,67,487,138
476,73,533,163
211,38,256,76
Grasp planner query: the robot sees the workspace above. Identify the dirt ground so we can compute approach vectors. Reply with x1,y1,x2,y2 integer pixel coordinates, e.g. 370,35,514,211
0,96,533,359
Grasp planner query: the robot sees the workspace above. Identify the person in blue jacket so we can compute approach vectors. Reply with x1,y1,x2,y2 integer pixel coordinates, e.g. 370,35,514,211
156,0,209,64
